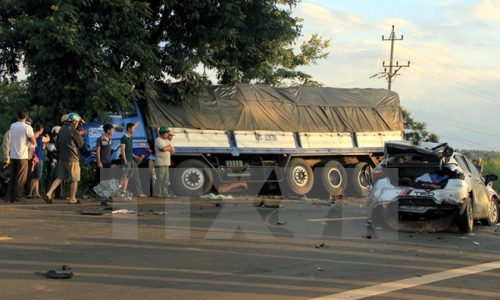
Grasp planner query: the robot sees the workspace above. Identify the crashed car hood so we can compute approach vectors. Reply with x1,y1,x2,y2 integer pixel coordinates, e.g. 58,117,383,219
385,141,450,157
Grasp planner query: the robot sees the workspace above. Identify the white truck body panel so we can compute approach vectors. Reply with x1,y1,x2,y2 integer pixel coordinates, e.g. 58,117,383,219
356,131,403,148
234,130,296,149
300,132,353,149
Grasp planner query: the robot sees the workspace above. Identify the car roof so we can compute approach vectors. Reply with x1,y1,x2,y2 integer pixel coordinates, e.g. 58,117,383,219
385,141,452,158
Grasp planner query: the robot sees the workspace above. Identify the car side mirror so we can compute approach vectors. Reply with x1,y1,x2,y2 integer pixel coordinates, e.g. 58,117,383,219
484,174,498,186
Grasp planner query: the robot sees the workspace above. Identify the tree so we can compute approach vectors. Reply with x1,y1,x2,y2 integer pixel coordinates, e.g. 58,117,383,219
0,0,330,122
0,79,28,136
402,108,439,143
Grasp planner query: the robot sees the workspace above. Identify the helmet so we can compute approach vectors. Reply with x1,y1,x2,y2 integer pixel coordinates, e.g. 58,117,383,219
51,126,61,134
61,114,69,123
159,126,170,134
67,113,82,122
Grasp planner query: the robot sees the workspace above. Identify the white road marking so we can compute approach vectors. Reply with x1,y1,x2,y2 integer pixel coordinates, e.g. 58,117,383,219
310,261,500,300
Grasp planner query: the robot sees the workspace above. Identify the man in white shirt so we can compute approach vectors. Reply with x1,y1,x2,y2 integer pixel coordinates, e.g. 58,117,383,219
154,126,176,198
7,108,36,203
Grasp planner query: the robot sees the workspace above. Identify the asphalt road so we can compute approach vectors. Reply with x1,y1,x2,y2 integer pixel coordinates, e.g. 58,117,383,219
0,196,499,300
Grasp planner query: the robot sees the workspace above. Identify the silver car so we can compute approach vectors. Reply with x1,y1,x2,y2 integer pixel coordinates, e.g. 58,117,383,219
366,141,499,233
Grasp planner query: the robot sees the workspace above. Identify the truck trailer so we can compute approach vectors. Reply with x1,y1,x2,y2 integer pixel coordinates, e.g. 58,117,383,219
83,83,404,198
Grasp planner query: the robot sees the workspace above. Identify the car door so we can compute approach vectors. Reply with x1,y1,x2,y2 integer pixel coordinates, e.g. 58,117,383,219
455,154,489,217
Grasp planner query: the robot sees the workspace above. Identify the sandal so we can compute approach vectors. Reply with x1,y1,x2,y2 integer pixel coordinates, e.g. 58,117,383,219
138,194,148,198
43,194,53,204
68,200,82,204
154,194,164,198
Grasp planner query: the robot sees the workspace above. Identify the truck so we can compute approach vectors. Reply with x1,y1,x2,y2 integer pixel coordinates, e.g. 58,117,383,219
82,83,404,198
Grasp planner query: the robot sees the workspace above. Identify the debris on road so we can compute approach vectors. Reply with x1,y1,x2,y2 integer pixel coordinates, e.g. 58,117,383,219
42,270,73,279
79,211,104,215
317,267,323,271
149,210,168,215
277,221,287,225
62,265,71,270
473,241,480,245
257,200,283,208
111,209,136,214
362,234,372,239
201,193,233,200
315,243,325,249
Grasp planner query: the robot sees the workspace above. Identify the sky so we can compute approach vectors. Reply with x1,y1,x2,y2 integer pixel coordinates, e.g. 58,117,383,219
291,0,500,151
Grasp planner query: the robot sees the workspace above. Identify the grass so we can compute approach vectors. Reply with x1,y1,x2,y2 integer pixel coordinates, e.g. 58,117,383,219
483,157,500,191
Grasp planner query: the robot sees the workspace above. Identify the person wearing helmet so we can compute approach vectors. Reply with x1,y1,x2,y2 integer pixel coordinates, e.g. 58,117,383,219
154,126,176,198
61,113,86,135
44,112,85,204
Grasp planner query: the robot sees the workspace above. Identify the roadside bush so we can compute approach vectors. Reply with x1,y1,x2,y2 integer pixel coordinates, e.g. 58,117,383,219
483,157,500,191
78,161,96,198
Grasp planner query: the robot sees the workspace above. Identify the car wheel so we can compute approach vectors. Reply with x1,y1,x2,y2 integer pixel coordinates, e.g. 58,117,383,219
171,159,214,196
281,158,314,196
481,198,499,226
457,198,474,233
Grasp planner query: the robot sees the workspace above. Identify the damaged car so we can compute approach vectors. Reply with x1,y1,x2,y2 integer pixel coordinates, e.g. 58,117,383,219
366,141,499,233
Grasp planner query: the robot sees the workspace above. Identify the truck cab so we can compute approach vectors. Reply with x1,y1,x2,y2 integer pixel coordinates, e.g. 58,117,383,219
82,101,151,164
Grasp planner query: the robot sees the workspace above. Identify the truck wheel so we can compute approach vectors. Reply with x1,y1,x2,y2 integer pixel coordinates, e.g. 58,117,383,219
481,198,499,226
350,162,372,197
282,158,313,196
171,159,214,196
457,198,474,233
313,160,347,197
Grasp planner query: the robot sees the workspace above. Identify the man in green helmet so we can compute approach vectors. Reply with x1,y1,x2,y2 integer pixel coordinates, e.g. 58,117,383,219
44,112,85,204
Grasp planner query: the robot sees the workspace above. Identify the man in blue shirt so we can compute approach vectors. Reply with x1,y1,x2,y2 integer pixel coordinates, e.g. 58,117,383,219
95,123,114,187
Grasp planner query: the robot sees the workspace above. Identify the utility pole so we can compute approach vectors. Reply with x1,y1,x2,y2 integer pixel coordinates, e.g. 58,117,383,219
381,25,410,90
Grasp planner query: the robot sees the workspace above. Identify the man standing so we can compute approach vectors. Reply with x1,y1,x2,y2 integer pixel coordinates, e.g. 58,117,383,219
154,126,176,198
7,108,36,203
44,113,85,204
95,123,114,186
120,122,147,198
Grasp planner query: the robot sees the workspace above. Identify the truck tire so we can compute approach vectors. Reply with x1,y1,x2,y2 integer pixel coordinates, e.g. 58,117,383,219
171,159,214,196
350,162,372,197
457,198,474,233
313,160,347,197
282,158,313,196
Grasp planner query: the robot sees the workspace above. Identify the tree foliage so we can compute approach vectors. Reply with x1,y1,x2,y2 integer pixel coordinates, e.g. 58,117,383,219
0,79,29,142
0,0,330,123
402,108,439,143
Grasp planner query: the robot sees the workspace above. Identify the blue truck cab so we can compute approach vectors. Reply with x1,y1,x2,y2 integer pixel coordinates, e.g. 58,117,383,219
82,101,151,164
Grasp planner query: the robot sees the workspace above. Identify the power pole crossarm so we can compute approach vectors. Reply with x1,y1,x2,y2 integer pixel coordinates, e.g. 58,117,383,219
381,25,410,90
